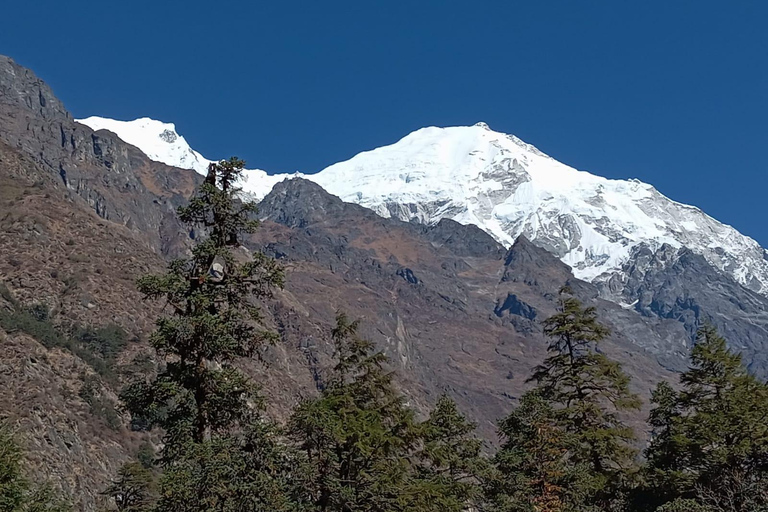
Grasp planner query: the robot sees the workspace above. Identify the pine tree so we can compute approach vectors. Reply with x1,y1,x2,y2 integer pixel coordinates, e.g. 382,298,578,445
103,462,156,512
288,313,419,511
644,326,768,512
494,287,642,510
641,381,692,508
532,288,641,480
290,314,487,511
413,395,485,511
153,423,301,512
483,390,575,512
120,158,291,511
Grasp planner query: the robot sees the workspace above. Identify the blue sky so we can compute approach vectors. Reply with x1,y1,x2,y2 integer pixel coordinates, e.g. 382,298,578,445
2,1,767,245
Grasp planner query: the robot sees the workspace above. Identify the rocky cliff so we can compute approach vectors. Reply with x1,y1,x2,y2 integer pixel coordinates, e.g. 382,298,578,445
0,55,764,510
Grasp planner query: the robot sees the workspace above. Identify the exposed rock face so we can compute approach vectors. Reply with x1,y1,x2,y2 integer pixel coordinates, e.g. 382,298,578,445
0,55,197,256
0,139,168,510
0,56,69,120
251,179,680,430
0,329,144,508
602,243,768,378
494,235,689,371
67,61,768,381
495,294,537,320
78,113,768,297
0,54,764,511
421,218,507,260
0,56,202,509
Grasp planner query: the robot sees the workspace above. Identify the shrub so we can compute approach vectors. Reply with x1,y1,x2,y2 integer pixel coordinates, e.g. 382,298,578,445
0,290,125,383
0,282,17,307
79,375,121,431
73,324,128,363
0,303,62,348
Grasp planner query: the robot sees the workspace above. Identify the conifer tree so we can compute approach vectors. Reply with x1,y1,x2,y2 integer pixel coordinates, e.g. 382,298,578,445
641,381,691,507
483,390,575,512
288,313,418,511
289,314,484,511
531,288,641,483
413,395,485,511
120,158,292,511
103,462,156,512
491,287,641,511
644,326,768,512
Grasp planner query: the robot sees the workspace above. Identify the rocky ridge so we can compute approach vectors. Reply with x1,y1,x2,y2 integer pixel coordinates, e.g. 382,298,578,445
1,54,768,509
77,116,768,299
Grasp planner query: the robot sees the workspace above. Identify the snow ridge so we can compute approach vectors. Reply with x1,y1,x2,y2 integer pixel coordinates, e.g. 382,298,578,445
77,116,289,198
76,117,768,296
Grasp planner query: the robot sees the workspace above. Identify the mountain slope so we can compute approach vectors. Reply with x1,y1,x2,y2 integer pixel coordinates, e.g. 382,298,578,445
4,54,768,509
76,116,290,198
251,178,681,433
76,117,768,298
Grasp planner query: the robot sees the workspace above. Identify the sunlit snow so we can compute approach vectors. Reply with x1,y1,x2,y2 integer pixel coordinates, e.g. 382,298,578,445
76,117,768,296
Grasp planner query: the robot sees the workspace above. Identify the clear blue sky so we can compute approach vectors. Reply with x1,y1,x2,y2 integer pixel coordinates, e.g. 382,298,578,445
2,1,766,245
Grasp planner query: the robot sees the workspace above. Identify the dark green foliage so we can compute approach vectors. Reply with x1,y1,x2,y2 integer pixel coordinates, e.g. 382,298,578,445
484,390,586,512
78,375,121,431
73,324,128,363
289,313,419,511
103,462,156,512
120,354,155,386
120,158,289,511
643,326,768,511
0,294,128,383
533,289,641,476
0,282,17,307
27,304,49,323
0,423,71,512
533,289,640,482
414,395,485,510
640,380,690,506
654,499,711,512
0,424,25,511
489,288,641,511
136,442,155,470
289,314,483,511
123,158,283,448
0,303,61,349
153,423,300,512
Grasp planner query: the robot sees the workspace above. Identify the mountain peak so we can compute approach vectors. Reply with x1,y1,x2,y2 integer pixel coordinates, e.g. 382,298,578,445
0,55,69,121
76,115,768,297
77,116,209,174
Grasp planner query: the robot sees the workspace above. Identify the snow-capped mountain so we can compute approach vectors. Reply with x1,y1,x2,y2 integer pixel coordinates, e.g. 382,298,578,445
76,116,768,296
78,117,211,174
77,116,289,197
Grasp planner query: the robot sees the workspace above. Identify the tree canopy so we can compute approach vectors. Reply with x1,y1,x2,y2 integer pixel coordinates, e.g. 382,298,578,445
99,158,768,512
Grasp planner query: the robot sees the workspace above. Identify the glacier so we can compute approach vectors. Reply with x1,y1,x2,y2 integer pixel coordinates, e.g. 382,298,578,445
76,117,768,296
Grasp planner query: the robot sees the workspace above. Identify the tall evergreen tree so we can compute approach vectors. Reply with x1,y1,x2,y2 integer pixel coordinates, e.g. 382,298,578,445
531,288,641,483
413,395,485,511
103,462,156,512
120,158,292,511
644,326,768,512
491,287,641,511
641,381,691,507
483,390,576,512
289,314,484,512
288,313,418,511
